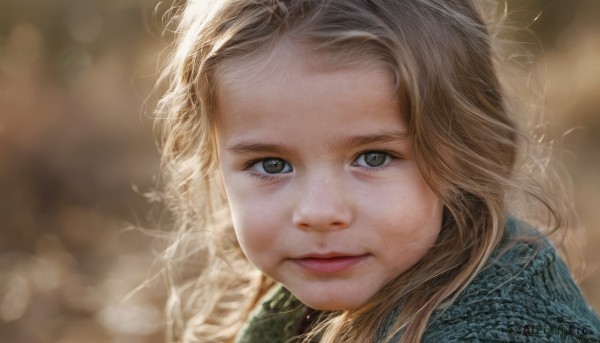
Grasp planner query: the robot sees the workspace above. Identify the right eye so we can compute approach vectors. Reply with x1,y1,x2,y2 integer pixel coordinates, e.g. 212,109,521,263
250,158,293,174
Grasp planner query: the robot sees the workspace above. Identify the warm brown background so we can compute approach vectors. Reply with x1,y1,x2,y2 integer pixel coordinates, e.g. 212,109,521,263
1,1,598,342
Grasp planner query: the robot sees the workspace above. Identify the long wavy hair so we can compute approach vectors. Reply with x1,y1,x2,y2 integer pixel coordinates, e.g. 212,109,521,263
154,0,575,342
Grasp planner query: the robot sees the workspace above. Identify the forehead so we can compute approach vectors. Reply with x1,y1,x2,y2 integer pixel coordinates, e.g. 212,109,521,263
214,39,395,108
213,42,405,153
216,62,397,130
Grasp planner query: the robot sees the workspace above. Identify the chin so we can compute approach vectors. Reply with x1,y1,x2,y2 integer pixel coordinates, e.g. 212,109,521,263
292,289,371,311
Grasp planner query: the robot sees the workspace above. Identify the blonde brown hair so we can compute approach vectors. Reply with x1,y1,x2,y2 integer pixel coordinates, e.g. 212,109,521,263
154,0,573,342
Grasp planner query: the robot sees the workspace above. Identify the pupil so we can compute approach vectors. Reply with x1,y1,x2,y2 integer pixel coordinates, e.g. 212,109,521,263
263,159,285,173
365,152,386,167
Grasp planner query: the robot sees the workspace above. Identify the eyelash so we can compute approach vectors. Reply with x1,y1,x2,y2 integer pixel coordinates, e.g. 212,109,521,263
243,159,289,182
248,173,281,182
243,150,400,181
352,150,399,174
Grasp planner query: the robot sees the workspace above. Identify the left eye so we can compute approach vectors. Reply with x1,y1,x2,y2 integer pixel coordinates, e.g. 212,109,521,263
353,151,392,168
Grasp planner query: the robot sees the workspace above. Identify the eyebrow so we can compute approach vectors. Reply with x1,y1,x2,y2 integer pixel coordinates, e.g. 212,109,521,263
226,130,409,157
332,130,409,151
227,142,295,157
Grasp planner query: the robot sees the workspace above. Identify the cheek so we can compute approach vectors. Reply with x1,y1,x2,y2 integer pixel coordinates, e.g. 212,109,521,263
231,207,276,250
373,179,443,249
222,181,284,264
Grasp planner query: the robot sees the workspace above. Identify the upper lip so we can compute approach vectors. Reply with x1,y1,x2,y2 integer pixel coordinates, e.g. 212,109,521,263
293,252,367,259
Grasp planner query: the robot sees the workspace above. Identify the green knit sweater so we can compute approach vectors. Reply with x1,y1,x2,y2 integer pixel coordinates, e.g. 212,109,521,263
236,220,600,342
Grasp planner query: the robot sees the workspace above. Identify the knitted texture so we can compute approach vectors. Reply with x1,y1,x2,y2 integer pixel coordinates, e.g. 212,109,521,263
419,227,600,342
235,284,307,343
236,220,600,342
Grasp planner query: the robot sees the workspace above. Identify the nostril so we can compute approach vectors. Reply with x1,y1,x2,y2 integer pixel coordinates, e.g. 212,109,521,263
292,182,352,231
292,212,351,231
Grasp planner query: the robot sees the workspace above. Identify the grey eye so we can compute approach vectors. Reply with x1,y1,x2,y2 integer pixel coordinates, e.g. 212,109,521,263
354,151,391,168
364,152,387,167
255,158,293,174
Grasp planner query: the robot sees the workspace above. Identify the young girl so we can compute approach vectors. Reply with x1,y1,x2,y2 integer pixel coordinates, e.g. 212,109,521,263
154,0,600,342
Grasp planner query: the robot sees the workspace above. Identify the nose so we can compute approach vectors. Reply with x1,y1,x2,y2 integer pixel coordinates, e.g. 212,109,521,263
291,173,353,231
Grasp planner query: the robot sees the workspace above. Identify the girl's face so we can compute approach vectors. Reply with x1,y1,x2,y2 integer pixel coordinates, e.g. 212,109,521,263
215,48,443,310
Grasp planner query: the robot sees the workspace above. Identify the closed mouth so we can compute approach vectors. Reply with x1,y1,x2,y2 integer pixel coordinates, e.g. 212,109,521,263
291,254,370,273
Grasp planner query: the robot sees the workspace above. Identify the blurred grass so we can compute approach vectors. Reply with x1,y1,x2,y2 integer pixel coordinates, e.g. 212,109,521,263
0,0,599,342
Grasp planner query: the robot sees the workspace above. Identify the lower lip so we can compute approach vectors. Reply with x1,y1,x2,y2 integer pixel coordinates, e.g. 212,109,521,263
292,255,369,274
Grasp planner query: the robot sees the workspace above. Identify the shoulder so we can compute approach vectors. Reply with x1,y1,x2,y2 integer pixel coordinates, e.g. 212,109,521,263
423,218,600,342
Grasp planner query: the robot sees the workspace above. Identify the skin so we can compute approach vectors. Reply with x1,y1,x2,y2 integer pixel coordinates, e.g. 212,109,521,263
215,45,443,311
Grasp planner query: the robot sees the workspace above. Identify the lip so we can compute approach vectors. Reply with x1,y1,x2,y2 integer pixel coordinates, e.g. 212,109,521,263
291,254,370,274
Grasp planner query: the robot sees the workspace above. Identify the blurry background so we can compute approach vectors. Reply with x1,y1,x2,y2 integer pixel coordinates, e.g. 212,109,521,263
0,0,598,342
